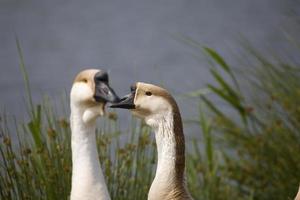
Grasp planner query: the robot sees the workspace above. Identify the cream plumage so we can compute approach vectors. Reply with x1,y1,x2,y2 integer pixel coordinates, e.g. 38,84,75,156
111,82,193,200
70,69,118,200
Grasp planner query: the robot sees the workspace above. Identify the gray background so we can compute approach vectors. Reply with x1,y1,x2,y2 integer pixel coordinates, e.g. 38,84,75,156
0,0,299,134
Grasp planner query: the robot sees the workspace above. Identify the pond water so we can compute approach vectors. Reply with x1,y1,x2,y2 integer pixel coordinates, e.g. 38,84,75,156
0,0,299,135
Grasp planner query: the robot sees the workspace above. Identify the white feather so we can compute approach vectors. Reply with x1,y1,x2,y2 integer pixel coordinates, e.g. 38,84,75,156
70,82,110,200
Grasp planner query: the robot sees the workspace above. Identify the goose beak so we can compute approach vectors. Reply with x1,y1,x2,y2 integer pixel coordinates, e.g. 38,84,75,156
110,91,135,109
94,83,120,103
94,71,120,103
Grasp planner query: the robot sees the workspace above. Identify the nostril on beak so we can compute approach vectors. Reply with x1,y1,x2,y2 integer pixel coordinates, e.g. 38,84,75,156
102,87,109,95
120,95,129,101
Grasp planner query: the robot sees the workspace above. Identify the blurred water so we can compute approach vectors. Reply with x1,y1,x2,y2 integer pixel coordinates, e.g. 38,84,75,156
0,0,299,135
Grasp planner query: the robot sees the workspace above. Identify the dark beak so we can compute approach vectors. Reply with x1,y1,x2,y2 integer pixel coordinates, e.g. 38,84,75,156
110,91,135,109
94,71,120,103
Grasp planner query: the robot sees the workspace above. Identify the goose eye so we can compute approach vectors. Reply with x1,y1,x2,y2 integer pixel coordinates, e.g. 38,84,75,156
145,91,152,96
82,79,88,83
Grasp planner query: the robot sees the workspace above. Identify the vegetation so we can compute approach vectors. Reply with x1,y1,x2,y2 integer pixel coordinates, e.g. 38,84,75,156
0,38,299,200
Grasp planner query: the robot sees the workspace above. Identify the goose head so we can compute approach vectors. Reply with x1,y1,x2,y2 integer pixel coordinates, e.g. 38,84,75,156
71,69,119,123
111,82,174,127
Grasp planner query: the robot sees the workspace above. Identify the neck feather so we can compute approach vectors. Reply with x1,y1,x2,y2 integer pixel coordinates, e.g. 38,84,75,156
70,103,110,200
149,104,190,200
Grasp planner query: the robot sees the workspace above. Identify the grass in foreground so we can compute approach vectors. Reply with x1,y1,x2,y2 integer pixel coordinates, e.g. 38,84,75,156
1,38,300,200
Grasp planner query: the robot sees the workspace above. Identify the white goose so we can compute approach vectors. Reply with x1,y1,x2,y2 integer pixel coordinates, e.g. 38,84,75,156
111,82,193,200
70,69,119,200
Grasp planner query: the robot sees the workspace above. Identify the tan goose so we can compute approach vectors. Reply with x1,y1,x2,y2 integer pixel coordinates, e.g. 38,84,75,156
70,69,119,200
111,82,193,200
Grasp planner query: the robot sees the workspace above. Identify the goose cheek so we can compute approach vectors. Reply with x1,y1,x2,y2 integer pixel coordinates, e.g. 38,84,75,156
132,107,151,118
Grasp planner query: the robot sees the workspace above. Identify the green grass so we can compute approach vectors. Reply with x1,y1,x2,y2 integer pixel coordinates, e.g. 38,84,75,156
187,45,300,200
1,38,300,200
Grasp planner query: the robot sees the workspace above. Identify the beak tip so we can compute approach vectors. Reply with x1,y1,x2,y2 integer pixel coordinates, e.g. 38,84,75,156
109,91,135,109
112,96,120,103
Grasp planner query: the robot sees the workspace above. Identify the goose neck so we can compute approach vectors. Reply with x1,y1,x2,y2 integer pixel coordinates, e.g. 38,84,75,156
149,109,186,199
70,103,110,200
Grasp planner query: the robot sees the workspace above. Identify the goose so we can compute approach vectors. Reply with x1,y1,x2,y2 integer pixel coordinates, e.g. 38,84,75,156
111,82,193,200
70,69,119,200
